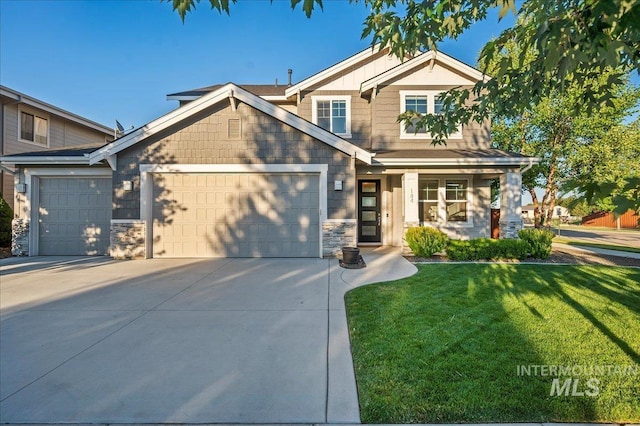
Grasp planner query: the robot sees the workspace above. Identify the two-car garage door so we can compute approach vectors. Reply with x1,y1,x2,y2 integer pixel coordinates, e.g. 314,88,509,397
152,173,320,258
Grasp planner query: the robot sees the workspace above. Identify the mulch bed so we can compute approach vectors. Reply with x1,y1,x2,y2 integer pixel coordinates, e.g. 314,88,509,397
406,246,640,268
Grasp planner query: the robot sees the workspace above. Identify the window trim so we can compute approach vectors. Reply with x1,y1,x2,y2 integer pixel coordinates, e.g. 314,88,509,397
18,106,50,147
417,175,474,227
399,90,462,140
418,177,440,223
444,178,471,225
311,95,352,138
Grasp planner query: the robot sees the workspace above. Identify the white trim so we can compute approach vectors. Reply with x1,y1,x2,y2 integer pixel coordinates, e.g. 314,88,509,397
18,105,50,148
139,163,328,259
22,168,112,256
1,85,113,136
284,44,385,97
324,219,357,223
311,95,352,138
90,83,372,166
111,219,145,224
360,50,488,94
399,90,462,139
1,156,92,165
373,157,536,167
443,177,472,226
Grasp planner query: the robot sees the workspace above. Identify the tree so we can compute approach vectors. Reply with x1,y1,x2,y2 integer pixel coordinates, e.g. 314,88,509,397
564,118,640,215
165,0,640,141
492,68,640,228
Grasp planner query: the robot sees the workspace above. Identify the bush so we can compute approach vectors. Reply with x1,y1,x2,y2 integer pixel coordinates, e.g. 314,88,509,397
518,228,555,259
405,226,449,257
0,196,13,247
446,238,529,261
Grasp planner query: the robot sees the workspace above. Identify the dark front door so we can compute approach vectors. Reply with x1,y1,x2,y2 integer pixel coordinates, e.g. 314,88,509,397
358,180,381,243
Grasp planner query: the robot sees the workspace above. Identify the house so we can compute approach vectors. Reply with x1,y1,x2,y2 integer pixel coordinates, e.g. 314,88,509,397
1,46,536,259
521,204,571,223
1,86,114,212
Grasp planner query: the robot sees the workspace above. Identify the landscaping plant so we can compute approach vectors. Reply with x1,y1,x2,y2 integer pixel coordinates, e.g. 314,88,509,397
446,238,529,261
405,226,448,257
518,228,555,259
0,197,12,247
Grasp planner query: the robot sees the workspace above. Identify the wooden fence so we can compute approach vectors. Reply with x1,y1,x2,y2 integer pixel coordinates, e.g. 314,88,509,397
581,210,639,229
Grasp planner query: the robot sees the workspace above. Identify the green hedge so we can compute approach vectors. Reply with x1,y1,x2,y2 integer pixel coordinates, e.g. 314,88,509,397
405,226,449,257
518,228,555,259
0,196,13,247
446,238,529,261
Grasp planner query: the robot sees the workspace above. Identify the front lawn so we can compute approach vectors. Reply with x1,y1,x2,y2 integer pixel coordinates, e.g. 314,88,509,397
345,264,640,422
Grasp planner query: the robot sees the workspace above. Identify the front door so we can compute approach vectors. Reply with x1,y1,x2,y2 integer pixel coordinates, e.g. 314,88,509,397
358,180,381,243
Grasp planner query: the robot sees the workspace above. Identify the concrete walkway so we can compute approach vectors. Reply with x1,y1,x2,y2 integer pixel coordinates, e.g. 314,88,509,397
0,249,416,424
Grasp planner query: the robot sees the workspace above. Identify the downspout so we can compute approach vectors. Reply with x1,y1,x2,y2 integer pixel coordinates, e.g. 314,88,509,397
520,157,536,173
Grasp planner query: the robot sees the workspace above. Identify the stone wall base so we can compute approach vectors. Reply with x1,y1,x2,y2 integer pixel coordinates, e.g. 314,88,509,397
110,221,146,259
322,220,357,258
11,218,29,256
499,219,523,239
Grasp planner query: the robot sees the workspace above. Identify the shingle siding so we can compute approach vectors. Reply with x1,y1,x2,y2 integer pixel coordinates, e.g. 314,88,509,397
113,101,355,220
371,84,491,150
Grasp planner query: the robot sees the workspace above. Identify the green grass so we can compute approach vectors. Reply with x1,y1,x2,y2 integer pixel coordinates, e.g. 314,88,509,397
345,264,640,423
553,237,640,254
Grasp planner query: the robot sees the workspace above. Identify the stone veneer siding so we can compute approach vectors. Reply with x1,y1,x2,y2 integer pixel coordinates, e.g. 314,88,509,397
110,220,146,259
11,219,29,256
322,220,357,258
499,219,523,239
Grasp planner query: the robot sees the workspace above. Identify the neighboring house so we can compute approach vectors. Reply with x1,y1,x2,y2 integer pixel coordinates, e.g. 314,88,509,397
1,86,114,212
521,204,571,223
1,46,536,258
0,86,114,254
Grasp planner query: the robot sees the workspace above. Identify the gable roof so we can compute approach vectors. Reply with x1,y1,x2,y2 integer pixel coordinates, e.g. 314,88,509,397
167,84,289,102
0,85,113,136
283,44,391,97
360,50,487,94
90,83,373,166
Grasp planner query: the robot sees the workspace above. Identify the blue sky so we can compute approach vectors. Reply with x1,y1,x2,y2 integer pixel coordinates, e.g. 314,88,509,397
0,0,513,128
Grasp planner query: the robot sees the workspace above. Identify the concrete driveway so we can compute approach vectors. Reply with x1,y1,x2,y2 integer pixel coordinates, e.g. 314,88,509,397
0,250,416,424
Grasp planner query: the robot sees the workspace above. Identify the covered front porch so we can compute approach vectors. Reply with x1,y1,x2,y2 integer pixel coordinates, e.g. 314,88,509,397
355,149,537,248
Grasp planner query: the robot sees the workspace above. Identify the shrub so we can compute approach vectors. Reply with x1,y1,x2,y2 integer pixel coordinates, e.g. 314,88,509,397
446,238,529,261
0,196,13,247
518,228,555,259
405,226,449,257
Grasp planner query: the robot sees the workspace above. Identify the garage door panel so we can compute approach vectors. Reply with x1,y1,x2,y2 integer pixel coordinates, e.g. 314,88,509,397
153,173,320,258
38,177,112,256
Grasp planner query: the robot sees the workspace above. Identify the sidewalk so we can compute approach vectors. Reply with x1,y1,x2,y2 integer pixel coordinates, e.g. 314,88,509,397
553,242,640,259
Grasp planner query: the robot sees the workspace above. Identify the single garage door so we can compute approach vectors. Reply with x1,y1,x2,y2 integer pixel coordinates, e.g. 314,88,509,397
38,177,112,255
153,173,320,257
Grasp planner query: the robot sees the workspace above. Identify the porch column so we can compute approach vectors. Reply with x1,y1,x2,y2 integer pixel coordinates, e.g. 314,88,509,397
499,171,523,238
402,173,420,254
403,172,419,224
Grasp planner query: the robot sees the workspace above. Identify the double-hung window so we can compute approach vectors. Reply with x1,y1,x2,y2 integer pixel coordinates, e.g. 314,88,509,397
19,108,49,146
400,91,461,139
445,179,468,222
418,178,439,222
311,96,351,138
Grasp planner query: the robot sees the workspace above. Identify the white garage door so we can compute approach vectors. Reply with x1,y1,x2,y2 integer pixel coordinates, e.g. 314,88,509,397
152,173,320,258
38,177,112,255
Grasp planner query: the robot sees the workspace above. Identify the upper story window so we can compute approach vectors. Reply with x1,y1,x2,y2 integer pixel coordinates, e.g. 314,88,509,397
19,107,49,146
311,96,351,138
400,91,461,139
